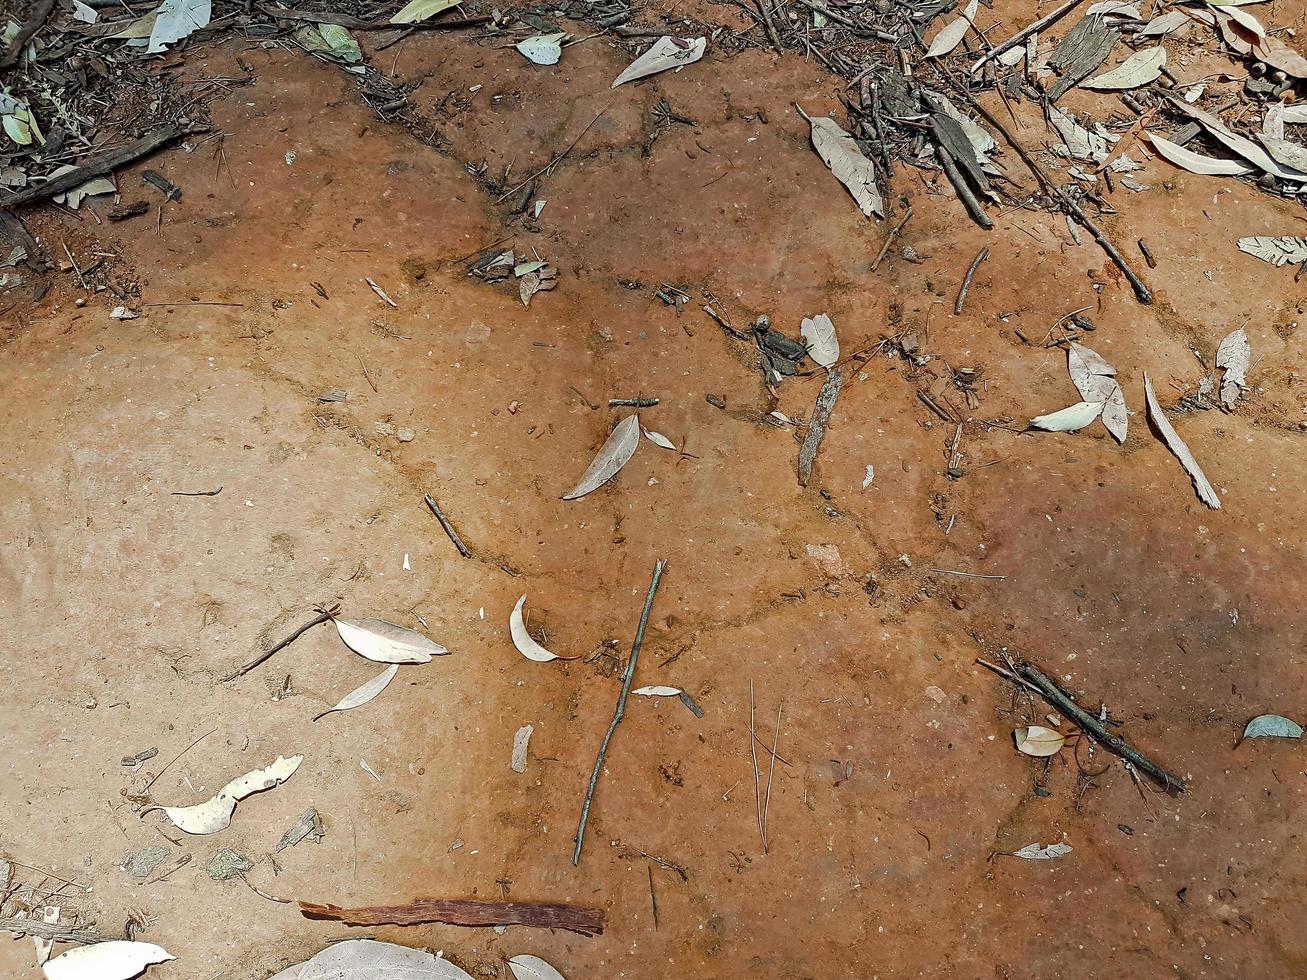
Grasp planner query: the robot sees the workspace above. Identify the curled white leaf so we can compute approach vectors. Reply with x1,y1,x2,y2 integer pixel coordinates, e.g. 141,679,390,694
1014,725,1066,757
43,941,175,980
152,755,303,835
314,664,400,721
632,685,683,696
1146,132,1251,176
511,595,562,662
508,954,568,980
335,618,448,663
1143,372,1220,509
563,414,641,500
644,429,676,450
1030,400,1105,433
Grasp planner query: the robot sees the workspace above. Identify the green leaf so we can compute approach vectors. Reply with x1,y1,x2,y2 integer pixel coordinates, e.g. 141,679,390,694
296,23,363,63
1243,714,1303,740
3,113,32,146
390,0,462,25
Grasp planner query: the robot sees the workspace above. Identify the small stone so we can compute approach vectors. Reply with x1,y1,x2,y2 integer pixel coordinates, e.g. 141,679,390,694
396,427,415,443
924,685,947,704
125,845,170,880
951,597,966,610
207,848,254,881
74,297,86,308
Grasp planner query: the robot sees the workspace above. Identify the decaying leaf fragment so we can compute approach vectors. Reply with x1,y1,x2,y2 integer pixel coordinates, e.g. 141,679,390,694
1237,236,1307,267
43,941,175,980
511,595,563,662
1030,400,1105,433
291,939,475,979
517,33,565,65
562,414,640,499
335,618,448,663
148,0,212,54
314,664,400,721
1143,372,1220,509
1012,842,1073,860
801,109,883,218
512,724,534,773
508,954,568,980
1068,342,1128,443
391,0,462,24
152,755,303,835
800,313,839,367
644,429,676,450
611,36,706,88
633,685,683,697
925,0,978,58
1242,714,1303,740
1215,327,1250,409
1014,725,1066,757
1146,132,1252,176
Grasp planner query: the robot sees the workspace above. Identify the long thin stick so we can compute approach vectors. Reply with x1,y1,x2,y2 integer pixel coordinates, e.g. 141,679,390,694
969,0,1091,73
573,559,667,865
1,125,184,211
143,728,218,792
424,493,471,558
219,610,334,682
871,206,913,273
954,246,989,315
761,701,782,853
496,106,609,203
749,679,764,852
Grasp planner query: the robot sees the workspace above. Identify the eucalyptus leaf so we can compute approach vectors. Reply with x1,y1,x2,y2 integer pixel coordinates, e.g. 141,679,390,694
1243,714,1302,739
563,414,640,499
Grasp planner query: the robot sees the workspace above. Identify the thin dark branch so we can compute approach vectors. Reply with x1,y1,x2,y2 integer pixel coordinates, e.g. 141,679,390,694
954,246,990,315
220,609,335,682
424,493,471,558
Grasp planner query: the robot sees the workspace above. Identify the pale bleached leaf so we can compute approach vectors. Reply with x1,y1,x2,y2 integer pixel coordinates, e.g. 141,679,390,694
314,664,400,721
925,0,978,57
43,941,175,980
1263,102,1285,139
1215,327,1250,408
1237,236,1307,266
804,112,883,217
1030,400,1105,433
1242,714,1303,739
508,954,567,980
611,36,706,88
1259,134,1307,173
1012,842,1073,860
390,0,462,24
511,725,533,773
1082,47,1166,89
643,429,676,450
1169,98,1307,181
1050,107,1113,163
1068,342,1116,387
1143,372,1220,509
298,940,475,980
517,33,565,65
1101,382,1128,444
510,595,562,662
563,414,640,499
1084,1,1140,16
1014,725,1066,757
1146,132,1251,176
632,685,683,696
148,0,211,53
519,272,542,307
72,0,98,23
1138,9,1189,35
153,755,303,835
801,313,839,367
335,618,448,663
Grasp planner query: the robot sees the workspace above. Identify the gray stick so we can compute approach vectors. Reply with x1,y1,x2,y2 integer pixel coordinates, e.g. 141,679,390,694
797,369,845,486
573,559,667,866
424,493,471,558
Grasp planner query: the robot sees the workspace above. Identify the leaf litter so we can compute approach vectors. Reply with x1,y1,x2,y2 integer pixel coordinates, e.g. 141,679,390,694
1014,725,1067,757
1215,328,1250,408
1242,714,1303,740
611,36,706,88
508,954,568,980
800,313,840,368
799,108,884,218
1011,842,1073,860
511,595,566,662
314,664,400,721
148,755,303,835
334,618,449,663
42,941,175,980
1144,372,1221,509
562,414,640,500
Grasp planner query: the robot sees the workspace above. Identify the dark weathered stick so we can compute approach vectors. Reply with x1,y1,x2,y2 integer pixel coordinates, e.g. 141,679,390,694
937,146,994,230
969,0,1091,73
756,0,784,52
871,206,913,273
0,0,56,69
220,610,334,682
0,917,101,944
573,559,667,866
1,125,184,211
797,369,845,487
424,493,471,558
170,487,222,496
609,397,659,407
0,212,44,269
299,898,604,936
1013,661,1185,793
955,246,990,315
960,96,1152,304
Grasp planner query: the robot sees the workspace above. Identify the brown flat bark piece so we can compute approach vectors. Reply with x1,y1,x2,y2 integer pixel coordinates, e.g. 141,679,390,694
298,898,605,936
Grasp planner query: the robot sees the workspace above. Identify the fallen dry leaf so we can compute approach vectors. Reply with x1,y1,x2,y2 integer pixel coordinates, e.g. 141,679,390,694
803,112,883,218
611,36,706,88
643,429,676,450
1014,725,1066,757
1083,47,1166,89
925,0,978,57
1012,842,1073,860
390,0,462,24
512,724,533,773
562,414,640,500
1242,714,1303,740
1215,327,1250,409
801,313,840,367
295,939,475,979
508,954,568,980
151,755,302,835
335,618,448,663
632,685,683,696
1030,400,1105,433
1145,132,1251,176
1237,236,1307,266
511,595,563,662
314,664,400,721
1143,372,1220,509
43,941,175,980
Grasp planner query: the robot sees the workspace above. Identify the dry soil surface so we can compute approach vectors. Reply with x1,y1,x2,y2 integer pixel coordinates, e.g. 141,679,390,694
3,8,1307,980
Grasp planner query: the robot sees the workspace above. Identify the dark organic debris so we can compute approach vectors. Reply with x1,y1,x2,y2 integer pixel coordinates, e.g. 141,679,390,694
299,897,605,936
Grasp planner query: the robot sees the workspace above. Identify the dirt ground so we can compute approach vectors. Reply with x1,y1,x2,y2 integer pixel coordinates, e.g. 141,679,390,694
4,4,1307,978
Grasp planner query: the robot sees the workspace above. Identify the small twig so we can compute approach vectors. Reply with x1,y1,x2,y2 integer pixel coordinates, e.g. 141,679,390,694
573,559,667,866
238,873,292,904
143,727,218,792
358,354,378,393
0,861,90,894
424,493,472,558
648,865,659,930
797,369,845,486
969,0,1091,73
756,0,783,52
954,247,989,315
1137,238,1157,269
936,146,993,230
2,125,185,210
870,206,913,273
749,680,764,853
761,701,782,854
170,487,222,497
975,657,1043,694
496,106,610,203
928,567,1006,580
220,608,336,682
609,398,659,408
